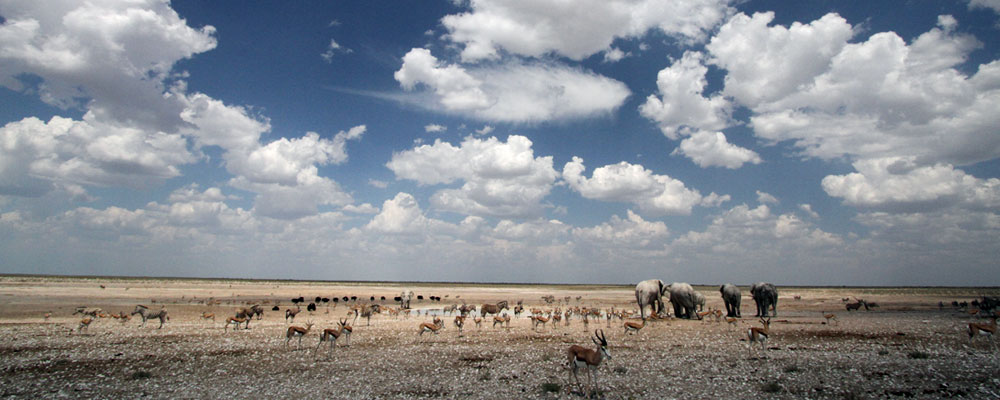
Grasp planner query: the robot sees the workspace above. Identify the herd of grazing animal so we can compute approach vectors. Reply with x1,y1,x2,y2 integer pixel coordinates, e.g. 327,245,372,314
50,285,998,397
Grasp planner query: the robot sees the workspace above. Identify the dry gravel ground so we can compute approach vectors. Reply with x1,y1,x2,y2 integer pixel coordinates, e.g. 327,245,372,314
1,276,999,399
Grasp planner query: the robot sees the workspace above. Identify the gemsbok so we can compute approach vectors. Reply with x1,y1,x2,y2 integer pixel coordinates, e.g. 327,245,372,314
567,329,611,395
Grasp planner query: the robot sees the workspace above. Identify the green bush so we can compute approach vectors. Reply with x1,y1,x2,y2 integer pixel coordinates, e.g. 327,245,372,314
761,381,783,393
541,382,561,393
130,370,153,380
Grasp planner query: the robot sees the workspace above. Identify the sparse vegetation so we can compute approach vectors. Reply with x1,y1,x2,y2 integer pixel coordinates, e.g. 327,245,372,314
1,277,998,398
761,381,783,393
129,370,153,380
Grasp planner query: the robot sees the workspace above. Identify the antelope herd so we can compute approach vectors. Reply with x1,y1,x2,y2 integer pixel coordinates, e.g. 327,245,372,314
44,286,999,397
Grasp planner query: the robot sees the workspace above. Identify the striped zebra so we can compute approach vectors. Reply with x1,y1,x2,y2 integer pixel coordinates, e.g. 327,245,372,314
132,305,168,329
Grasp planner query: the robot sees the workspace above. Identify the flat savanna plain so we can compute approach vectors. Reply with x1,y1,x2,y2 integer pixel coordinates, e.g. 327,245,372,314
1,277,999,399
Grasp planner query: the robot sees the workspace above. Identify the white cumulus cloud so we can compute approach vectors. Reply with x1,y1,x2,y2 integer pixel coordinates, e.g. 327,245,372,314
387,135,559,218
441,0,734,61
394,48,629,123
821,157,1000,211
639,51,731,139
673,130,761,169
562,157,721,216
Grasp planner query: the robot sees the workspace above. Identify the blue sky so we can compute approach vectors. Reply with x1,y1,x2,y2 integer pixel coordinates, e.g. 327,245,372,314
1,0,999,285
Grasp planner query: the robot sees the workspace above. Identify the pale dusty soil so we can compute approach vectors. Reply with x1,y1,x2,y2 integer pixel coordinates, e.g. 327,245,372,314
1,276,999,399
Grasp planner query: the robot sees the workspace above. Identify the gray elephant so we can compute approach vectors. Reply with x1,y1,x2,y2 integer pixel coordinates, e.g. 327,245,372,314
750,282,778,317
667,282,698,319
719,283,741,317
635,279,666,319
694,291,706,312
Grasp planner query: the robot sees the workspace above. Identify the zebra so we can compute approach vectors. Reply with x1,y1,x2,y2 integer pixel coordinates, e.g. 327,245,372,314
132,305,168,329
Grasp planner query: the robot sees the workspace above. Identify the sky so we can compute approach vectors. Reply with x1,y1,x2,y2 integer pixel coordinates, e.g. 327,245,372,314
1,0,999,286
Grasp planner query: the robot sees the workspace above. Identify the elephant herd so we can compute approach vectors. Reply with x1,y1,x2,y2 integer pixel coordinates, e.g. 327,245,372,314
635,280,779,320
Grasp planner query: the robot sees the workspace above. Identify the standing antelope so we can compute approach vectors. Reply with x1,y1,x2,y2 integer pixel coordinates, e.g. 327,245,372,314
531,314,550,331
285,307,301,322
474,317,483,329
131,305,168,329
340,319,353,347
224,316,246,331
725,317,739,329
823,312,838,325
201,312,216,323
418,319,444,336
624,319,645,337
747,317,771,356
285,321,314,348
77,317,93,333
567,329,611,395
492,315,507,329
454,316,466,336
317,319,349,354
968,317,997,349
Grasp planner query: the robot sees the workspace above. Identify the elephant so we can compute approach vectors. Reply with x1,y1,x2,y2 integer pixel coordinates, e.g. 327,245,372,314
399,290,414,309
750,282,778,317
635,279,666,319
719,284,741,317
693,291,706,312
667,282,698,319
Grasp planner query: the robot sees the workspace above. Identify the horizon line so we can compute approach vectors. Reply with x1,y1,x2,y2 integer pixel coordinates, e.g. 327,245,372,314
2,273,998,289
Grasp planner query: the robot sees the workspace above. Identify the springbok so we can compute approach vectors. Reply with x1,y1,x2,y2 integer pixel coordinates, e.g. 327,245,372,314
200,312,216,323
224,316,246,331
531,314,550,331
454,316,466,336
567,329,611,395
747,317,771,356
285,321,314,348
131,305,168,329
285,307,301,322
317,319,350,354
624,319,645,337
823,312,838,325
968,317,997,349
77,317,93,333
418,318,444,336
342,319,354,346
